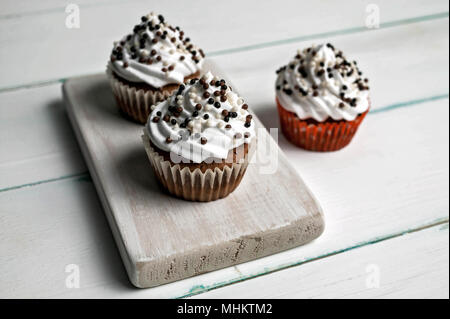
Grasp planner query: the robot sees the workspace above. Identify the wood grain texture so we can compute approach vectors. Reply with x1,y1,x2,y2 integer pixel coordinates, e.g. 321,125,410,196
0,84,87,190
0,0,448,89
63,60,324,288
1,18,447,191
0,98,446,298
0,0,448,298
0,163,446,298
209,18,449,113
193,223,450,299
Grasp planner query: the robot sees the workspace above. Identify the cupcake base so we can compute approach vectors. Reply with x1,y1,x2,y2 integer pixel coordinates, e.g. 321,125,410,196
142,134,251,202
107,65,200,125
277,98,369,152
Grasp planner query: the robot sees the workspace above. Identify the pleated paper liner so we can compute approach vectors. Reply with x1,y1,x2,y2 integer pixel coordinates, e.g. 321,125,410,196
277,98,369,152
142,134,252,202
106,65,174,124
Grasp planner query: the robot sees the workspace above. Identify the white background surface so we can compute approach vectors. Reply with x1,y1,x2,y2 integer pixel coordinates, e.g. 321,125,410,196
0,0,448,298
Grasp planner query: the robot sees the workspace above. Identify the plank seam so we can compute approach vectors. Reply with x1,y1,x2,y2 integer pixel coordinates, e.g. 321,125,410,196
368,93,449,115
0,93,447,194
0,172,90,193
178,219,449,298
208,12,449,57
0,12,447,94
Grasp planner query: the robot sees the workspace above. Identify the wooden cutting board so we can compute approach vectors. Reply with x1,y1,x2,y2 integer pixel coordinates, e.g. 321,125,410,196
62,60,325,288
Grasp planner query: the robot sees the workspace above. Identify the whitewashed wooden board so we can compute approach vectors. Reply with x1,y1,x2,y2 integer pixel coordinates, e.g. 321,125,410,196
194,223,449,299
62,60,324,288
1,0,448,298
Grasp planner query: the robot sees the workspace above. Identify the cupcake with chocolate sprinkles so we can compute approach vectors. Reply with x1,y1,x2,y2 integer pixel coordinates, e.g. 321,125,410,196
142,72,256,202
107,12,205,124
275,43,370,151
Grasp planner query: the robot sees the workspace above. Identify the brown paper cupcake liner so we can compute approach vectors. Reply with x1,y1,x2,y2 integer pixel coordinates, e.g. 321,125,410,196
142,134,250,202
277,98,369,152
107,65,173,124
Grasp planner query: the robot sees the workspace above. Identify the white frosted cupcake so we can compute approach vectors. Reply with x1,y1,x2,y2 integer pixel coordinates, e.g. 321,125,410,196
142,72,256,202
107,12,205,124
275,43,370,151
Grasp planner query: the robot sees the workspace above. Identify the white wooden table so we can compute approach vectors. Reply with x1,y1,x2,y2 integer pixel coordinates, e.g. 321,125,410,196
0,0,448,299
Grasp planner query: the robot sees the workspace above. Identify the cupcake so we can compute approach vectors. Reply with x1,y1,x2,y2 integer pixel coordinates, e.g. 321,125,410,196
275,43,370,151
107,12,205,124
142,72,256,202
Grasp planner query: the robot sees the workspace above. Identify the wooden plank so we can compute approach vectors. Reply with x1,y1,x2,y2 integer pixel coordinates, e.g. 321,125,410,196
0,0,448,89
0,98,447,298
0,1,448,298
62,61,324,288
1,0,448,18
192,223,450,299
209,17,449,113
0,84,86,190
0,176,252,298
195,99,449,298
0,19,447,190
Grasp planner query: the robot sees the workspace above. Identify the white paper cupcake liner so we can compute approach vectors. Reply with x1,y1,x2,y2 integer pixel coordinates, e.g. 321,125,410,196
106,65,173,124
142,134,250,202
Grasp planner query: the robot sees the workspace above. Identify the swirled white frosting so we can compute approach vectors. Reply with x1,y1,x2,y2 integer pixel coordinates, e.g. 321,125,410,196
109,12,204,88
276,44,370,121
145,72,255,163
